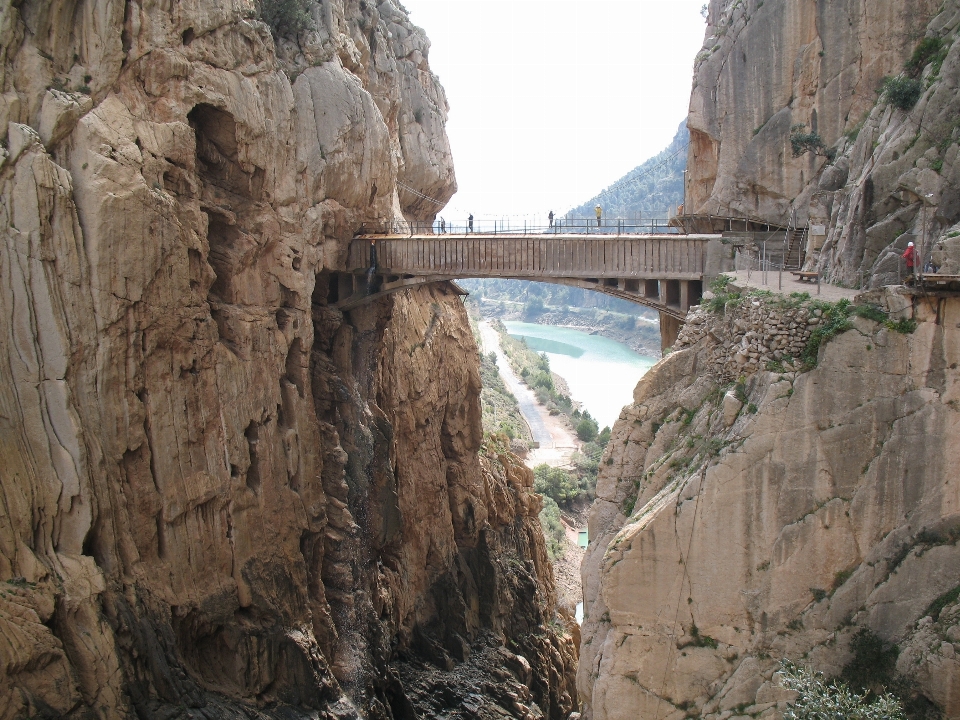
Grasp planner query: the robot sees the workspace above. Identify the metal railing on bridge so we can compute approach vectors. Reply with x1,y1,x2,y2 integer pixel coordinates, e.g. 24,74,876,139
357,217,679,236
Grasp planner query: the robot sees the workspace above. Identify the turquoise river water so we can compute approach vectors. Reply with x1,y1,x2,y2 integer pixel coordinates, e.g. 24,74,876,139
502,321,657,430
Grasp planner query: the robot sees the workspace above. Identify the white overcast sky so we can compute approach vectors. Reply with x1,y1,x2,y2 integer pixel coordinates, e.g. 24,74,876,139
399,0,708,221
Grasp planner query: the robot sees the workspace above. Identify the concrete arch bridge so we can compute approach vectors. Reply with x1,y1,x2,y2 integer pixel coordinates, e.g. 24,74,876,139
328,233,726,347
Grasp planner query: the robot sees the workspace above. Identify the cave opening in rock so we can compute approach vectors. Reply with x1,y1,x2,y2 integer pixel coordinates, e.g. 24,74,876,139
243,420,262,495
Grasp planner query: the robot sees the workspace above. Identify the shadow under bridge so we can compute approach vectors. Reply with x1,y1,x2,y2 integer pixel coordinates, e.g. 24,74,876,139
329,233,725,346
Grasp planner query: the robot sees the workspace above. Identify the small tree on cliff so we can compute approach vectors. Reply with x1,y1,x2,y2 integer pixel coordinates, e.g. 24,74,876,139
790,124,834,160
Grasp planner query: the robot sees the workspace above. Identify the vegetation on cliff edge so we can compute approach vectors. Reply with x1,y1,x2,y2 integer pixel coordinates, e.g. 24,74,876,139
779,661,905,720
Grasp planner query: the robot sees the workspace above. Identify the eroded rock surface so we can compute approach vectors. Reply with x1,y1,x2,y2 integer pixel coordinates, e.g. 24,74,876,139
687,0,960,287
579,292,960,719
0,1,576,718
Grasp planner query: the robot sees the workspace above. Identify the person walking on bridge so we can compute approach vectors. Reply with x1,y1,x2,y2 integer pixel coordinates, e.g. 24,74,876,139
595,204,602,228
548,210,554,228
468,213,474,233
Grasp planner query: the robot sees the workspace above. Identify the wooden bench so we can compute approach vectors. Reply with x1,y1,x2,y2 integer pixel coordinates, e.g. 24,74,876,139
790,271,819,283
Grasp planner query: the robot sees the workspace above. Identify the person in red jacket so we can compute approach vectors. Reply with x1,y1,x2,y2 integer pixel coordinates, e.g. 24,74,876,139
902,241,916,282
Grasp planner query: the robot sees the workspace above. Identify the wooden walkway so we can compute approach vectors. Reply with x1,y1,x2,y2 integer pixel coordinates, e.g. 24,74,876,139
332,233,721,318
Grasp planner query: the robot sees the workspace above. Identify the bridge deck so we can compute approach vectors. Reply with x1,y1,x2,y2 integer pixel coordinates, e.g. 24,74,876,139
351,233,717,279
335,233,723,324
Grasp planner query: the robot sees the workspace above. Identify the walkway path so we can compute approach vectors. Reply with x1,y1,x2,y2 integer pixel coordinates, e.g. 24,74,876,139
479,321,553,448
725,270,858,303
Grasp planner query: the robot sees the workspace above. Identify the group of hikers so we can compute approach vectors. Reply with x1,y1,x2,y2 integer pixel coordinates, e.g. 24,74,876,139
434,206,606,233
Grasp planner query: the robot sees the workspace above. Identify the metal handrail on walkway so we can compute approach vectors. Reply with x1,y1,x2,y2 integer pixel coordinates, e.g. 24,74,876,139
357,218,679,237
673,213,789,234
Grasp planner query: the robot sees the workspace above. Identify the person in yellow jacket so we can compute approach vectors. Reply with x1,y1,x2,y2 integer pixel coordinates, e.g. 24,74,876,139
595,204,602,227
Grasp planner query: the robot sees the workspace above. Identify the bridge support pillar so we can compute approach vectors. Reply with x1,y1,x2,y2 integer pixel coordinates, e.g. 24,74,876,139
661,280,681,310
679,280,704,312
660,312,682,352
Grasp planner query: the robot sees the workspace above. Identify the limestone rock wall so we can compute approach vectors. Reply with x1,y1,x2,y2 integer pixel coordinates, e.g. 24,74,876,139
687,0,960,287
578,292,960,719
0,1,576,718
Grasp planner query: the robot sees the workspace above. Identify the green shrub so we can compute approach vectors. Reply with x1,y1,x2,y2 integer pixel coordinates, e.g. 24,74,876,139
886,317,917,334
854,304,888,323
683,624,719,649
833,568,853,590
905,37,945,77
257,0,314,37
707,274,743,313
882,76,924,111
841,628,899,694
534,464,584,507
576,415,599,442
596,426,612,446
779,661,905,720
734,379,749,404
539,496,566,561
532,371,554,392
924,583,960,622
802,300,853,366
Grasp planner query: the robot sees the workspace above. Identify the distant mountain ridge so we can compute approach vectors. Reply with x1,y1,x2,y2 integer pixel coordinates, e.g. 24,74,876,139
566,121,688,220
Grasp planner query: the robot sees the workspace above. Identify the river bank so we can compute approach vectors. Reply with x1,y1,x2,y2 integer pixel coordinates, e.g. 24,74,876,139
478,321,580,468
490,302,661,356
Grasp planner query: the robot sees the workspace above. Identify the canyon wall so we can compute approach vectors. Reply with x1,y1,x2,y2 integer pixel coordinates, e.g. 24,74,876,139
579,291,960,719
687,0,960,287
580,4,960,716
0,1,576,718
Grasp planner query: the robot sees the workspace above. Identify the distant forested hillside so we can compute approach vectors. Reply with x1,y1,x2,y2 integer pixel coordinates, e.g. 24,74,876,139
566,121,687,220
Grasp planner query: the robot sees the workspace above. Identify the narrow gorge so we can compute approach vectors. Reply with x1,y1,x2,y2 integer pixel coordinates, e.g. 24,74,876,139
4,0,960,719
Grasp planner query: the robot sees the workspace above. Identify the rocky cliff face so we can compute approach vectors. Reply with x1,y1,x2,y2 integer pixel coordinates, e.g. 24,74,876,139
0,1,576,718
687,0,960,287
579,291,960,719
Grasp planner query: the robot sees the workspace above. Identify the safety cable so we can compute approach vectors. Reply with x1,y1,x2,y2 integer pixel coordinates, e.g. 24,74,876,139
397,180,447,206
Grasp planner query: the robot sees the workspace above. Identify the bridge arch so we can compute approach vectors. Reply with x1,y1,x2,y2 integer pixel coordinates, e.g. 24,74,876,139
328,272,700,320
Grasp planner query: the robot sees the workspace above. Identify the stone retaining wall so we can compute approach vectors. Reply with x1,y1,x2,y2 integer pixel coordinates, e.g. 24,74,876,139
674,297,824,379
